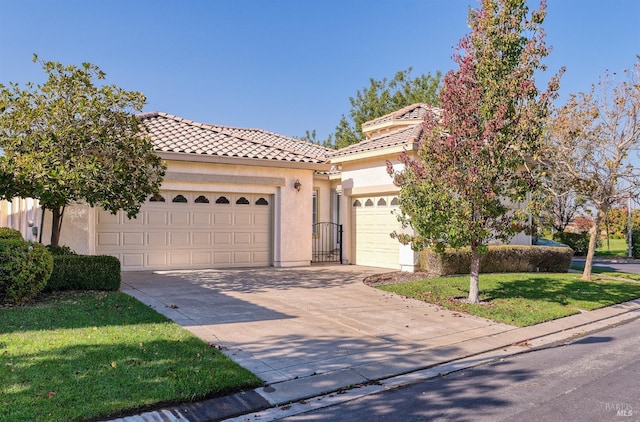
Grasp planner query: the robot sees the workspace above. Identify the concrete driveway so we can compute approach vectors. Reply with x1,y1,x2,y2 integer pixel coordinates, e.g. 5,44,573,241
121,265,517,386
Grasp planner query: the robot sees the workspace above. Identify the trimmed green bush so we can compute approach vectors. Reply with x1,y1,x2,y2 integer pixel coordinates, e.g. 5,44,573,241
0,240,53,304
46,255,121,292
46,244,78,256
420,245,573,277
553,232,597,256
0,227,23,240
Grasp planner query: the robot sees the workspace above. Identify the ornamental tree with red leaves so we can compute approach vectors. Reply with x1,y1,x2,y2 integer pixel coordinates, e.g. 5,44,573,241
388,0,563,303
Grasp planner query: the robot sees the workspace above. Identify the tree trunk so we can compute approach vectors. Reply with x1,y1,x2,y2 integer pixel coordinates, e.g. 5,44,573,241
468,245,481,303
582,214,601,281
50,206,65,247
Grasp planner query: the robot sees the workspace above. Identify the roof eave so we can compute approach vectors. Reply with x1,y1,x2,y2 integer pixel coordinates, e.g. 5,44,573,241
330,143,419,164
362,119,422,138
156,151,331,171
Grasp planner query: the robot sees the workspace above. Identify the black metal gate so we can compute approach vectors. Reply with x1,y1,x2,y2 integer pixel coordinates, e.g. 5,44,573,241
312,222,343,263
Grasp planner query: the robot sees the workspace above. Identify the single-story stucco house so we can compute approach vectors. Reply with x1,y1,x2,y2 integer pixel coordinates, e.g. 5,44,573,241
0,103,531,272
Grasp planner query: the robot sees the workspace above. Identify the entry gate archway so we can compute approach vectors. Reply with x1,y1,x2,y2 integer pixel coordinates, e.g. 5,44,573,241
312,222,342,263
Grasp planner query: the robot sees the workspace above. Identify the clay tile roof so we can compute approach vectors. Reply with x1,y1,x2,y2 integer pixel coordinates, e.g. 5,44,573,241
138,112,332,164
361,103,435,129
330,124,424,158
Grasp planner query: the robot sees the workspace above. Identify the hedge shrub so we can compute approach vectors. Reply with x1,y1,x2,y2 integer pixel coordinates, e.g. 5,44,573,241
46,245,78,256
0,228,23,240
631,229,640,259
46,255,121,292
420,245,574,277
552,232,597,256
0,240,53,304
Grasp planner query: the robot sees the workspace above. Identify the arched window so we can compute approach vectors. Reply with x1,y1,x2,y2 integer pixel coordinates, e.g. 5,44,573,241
255,198,269,205
236,197,250,205
149,194,165,202
172,194,188,203
195,195,210,204
365,199,374,207
377,198,387,206
391,197,399,206
353,200,362,207
215,196,230,204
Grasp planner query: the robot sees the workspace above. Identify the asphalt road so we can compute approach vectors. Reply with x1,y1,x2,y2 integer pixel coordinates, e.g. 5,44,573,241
283,319,640,422
573,257,640,275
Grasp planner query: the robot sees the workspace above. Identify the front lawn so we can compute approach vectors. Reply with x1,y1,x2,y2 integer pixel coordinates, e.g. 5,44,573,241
596,238,628,257
378,273,640,327
0,291,262,422
571,265,640,282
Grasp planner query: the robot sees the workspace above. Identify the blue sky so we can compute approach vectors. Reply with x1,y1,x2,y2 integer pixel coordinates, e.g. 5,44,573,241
1,0,638,142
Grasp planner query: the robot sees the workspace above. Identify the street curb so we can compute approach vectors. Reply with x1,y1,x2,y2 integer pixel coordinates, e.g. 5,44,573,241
104,299,640,422
222,301,640,422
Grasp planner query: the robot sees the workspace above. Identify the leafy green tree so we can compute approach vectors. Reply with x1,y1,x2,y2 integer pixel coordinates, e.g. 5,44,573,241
547,56,640,280
318,68,441,149
0,56,165,246
388,0,562,303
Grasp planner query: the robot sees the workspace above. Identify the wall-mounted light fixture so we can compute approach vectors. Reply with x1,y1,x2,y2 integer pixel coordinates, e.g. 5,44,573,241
294,179,302,192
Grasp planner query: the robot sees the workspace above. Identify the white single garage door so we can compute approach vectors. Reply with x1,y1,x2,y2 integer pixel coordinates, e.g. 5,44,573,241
351,194,402,270
96,191,272,271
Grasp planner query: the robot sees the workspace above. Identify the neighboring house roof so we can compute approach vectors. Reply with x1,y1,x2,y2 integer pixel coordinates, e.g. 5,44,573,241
361,103,435,137
139,112,331,165
330,124,423,158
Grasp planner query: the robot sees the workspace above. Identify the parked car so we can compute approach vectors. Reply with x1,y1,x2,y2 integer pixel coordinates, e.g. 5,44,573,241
532,237,571,248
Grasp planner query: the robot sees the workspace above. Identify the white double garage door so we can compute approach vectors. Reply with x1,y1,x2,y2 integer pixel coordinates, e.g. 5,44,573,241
95,191,271,271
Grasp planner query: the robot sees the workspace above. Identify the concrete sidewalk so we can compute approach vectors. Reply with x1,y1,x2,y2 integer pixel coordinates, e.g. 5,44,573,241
107,266,640,421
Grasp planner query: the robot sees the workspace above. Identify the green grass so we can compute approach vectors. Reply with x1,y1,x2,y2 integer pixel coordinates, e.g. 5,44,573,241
378,273,640,327
0,291,262,422
595,238,628,257
571,265,640,282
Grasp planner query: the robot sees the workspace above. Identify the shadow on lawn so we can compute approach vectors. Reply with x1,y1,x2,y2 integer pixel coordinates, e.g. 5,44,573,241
485,276,640,306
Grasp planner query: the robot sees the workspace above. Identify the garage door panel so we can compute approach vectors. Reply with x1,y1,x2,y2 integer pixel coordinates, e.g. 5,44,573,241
254,250,269,262
123,254,144,267
97,232,120,246
147,211,168,225
213,252,232,264
169,252,190,266
234,232,252,244
170,232,190,247
97,211,119,225
192,252,211,265
254,232,269,244
192,232,211,245
233,251,252,263
96,191,272,270
234,213,252,226
123,232,144,246
170,212,190,225
147,253,167,266
123,216,144,226
192,212,211,225
214,212,233,226
147,232,167,246
254,213,270,225
214,232,232,245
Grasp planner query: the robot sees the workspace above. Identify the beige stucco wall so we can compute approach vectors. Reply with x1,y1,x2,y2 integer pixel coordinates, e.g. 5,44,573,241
0,198,41,242
42,203,94,254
